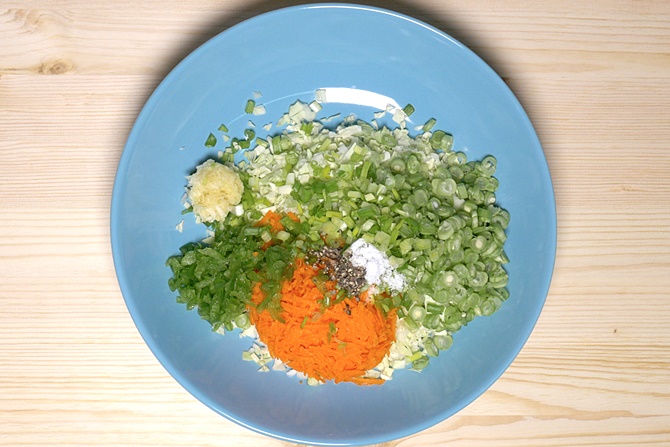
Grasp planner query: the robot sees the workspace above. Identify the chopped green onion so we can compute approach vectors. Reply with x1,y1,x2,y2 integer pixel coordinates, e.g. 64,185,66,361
423,118,437,132
360,160,371,179
204,133,217,148
424,338,439,357
479,155,497,177
432,178,457,198
412,356,430,371
436,270,458,288
409,305,426,322
413,238,432,251
433,334,453,350
389,158,406,174
245,99,255,114
492,209,511,228
411,189,430,207
356,206,377,220
471,235,488,252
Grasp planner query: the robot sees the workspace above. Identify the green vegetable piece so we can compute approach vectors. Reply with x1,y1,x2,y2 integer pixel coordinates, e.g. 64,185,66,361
434,334,453,351
389,158,406,174
432,178,457,198
245,99,255,114
204,133,217,148
424,338,439,357
409,305,426,322
422,118,437,132
412,356,430,371
479,155,497,177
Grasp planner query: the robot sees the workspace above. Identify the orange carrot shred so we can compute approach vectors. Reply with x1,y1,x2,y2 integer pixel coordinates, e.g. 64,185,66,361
254,210,300,250
254,209,285,233
249,258,396,385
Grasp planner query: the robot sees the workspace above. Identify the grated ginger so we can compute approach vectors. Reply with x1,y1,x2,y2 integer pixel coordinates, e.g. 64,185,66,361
186,159,243,223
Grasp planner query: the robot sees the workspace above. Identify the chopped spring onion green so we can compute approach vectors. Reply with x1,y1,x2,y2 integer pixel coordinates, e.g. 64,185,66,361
423,118,437,132
409,305,426,322
245,99,255,114
204,133,217,148
402,103,416,116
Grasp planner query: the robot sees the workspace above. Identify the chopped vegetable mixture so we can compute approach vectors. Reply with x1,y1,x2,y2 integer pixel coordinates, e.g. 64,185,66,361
166,96,510,385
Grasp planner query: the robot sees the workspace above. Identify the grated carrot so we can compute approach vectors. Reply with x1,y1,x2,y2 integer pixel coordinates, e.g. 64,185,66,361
254,209,299,233
254,210,300,250
249,258,396,385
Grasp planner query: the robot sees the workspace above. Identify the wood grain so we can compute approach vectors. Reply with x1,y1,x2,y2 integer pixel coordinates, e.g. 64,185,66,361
2,1,670,446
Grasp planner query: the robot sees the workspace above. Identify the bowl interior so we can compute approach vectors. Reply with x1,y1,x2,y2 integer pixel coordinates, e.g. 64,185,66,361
111,5,555,446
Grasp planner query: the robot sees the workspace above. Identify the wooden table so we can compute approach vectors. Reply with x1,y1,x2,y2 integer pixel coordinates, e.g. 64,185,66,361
2,1,669,446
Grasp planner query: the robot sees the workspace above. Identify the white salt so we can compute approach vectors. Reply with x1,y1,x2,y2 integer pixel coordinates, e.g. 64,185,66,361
347,239,406,292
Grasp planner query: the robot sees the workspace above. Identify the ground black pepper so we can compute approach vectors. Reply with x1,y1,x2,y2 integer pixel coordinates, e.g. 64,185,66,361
309,245,367,296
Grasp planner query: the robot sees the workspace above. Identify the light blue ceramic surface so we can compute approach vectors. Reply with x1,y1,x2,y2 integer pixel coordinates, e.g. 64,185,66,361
111,4,556,446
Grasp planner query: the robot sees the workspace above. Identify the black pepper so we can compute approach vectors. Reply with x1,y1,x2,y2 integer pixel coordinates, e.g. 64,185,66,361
309,245,367,296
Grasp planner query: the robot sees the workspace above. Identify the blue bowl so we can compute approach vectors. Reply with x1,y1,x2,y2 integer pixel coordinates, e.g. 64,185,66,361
111,4,556,446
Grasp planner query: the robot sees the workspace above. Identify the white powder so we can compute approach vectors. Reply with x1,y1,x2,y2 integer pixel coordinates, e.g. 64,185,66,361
347,239,406,292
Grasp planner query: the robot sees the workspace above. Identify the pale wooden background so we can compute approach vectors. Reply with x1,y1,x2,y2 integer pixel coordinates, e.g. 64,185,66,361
1,1,669,446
